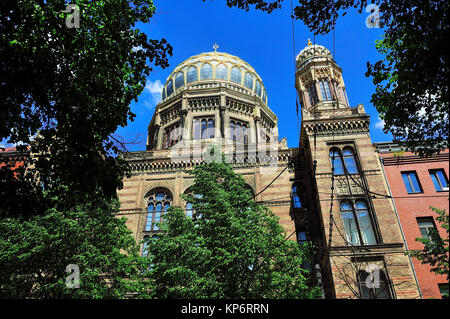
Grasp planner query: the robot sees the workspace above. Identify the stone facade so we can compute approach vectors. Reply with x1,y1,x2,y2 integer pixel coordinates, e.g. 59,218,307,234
118,45,422,299
294,43,421,299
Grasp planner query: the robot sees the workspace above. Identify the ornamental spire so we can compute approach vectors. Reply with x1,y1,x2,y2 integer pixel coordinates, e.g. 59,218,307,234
213,42,219,53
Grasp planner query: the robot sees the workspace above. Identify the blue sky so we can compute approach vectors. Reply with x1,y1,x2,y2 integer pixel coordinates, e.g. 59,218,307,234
118,0,393,150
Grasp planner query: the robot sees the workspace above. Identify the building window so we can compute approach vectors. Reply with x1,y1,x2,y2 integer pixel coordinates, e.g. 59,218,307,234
162,87,166,100
417,217,437,241
145,190,172,231
215,64,228,80
401,171,422,193
297,231,307,244
438,283,449,299
343,147,359,174
142,235,150,257
200,63,213,80
186,66,198,83
307,82,318,106
255,80,262,97
358,269,392,299
164,122,181,149
244,72,253,90
319,78,332,101
342,87,349,106
186,202,194,219
230,66,241,84
174,72,185,90
230,119,248,144
292,183,302,208
166,79,174,97
340,200,377,246
262,90,267,104
193,117,214,140
330,149,345,175
430,169,449,192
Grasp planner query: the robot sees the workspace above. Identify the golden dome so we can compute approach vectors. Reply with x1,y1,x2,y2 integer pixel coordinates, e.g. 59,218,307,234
296,44,333,70
161,51,268,105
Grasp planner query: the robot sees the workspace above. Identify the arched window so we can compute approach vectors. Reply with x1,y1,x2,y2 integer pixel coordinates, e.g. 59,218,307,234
243,124,249,145
244,72,253,90
355,200,376,245
142,235,150,257
330,149,345,175
343,147,359,174
340,201,360,245
319,78,332,101
145,190,172,231
230,121,236,142
186,202,194,219
255,80,262,96
215,64,228,80
358,269,392,299
292,184,302,208
162,87,166,100
174,72,184,90
166,79,174,97
207,118,214,138
186,66,198,83
230,66,241,83
307,82,318,106
262,90,267,104
164,122,181,149
184,189,203,219
230,120,248,143
193,117,214,140
340,200,377,246
200,63,213,80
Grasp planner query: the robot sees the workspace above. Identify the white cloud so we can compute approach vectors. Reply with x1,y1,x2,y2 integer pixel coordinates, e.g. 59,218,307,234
374,117,385,129
144,79,164,109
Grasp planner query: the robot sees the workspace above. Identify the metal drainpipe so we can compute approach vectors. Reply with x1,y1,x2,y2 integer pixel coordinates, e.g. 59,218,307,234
379,157,423,299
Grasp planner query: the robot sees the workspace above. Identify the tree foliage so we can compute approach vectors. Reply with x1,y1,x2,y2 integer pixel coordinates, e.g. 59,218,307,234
0,190,152,298
215,0,449,155
1,0,172,207
0,0,171,298
406,207,449,281
146,155,320,298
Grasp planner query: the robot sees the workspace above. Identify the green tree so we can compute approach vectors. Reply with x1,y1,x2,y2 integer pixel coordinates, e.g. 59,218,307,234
406,207,449,282
1,0,172,210
212,0,449,156
0,0,171,297
0,189,152,298
146,155,320,298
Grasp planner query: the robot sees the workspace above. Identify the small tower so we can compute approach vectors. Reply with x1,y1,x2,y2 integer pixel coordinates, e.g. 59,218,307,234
295,40,349,111
295,41,421,299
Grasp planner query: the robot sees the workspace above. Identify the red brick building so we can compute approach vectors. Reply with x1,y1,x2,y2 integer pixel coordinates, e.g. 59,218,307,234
375,142,449,299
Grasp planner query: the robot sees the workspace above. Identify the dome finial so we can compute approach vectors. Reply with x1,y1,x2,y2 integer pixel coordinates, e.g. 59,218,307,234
213,42,219,53
307,38,312,46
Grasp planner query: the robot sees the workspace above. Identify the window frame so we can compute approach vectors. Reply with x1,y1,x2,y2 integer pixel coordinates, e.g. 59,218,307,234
193,117,215,140
416,217,437,241
200,63,213,80
145,190,172,232
401,171,423,194
340,200,378,246
358,269,392,299
429,169,449,192
319,78,332,101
